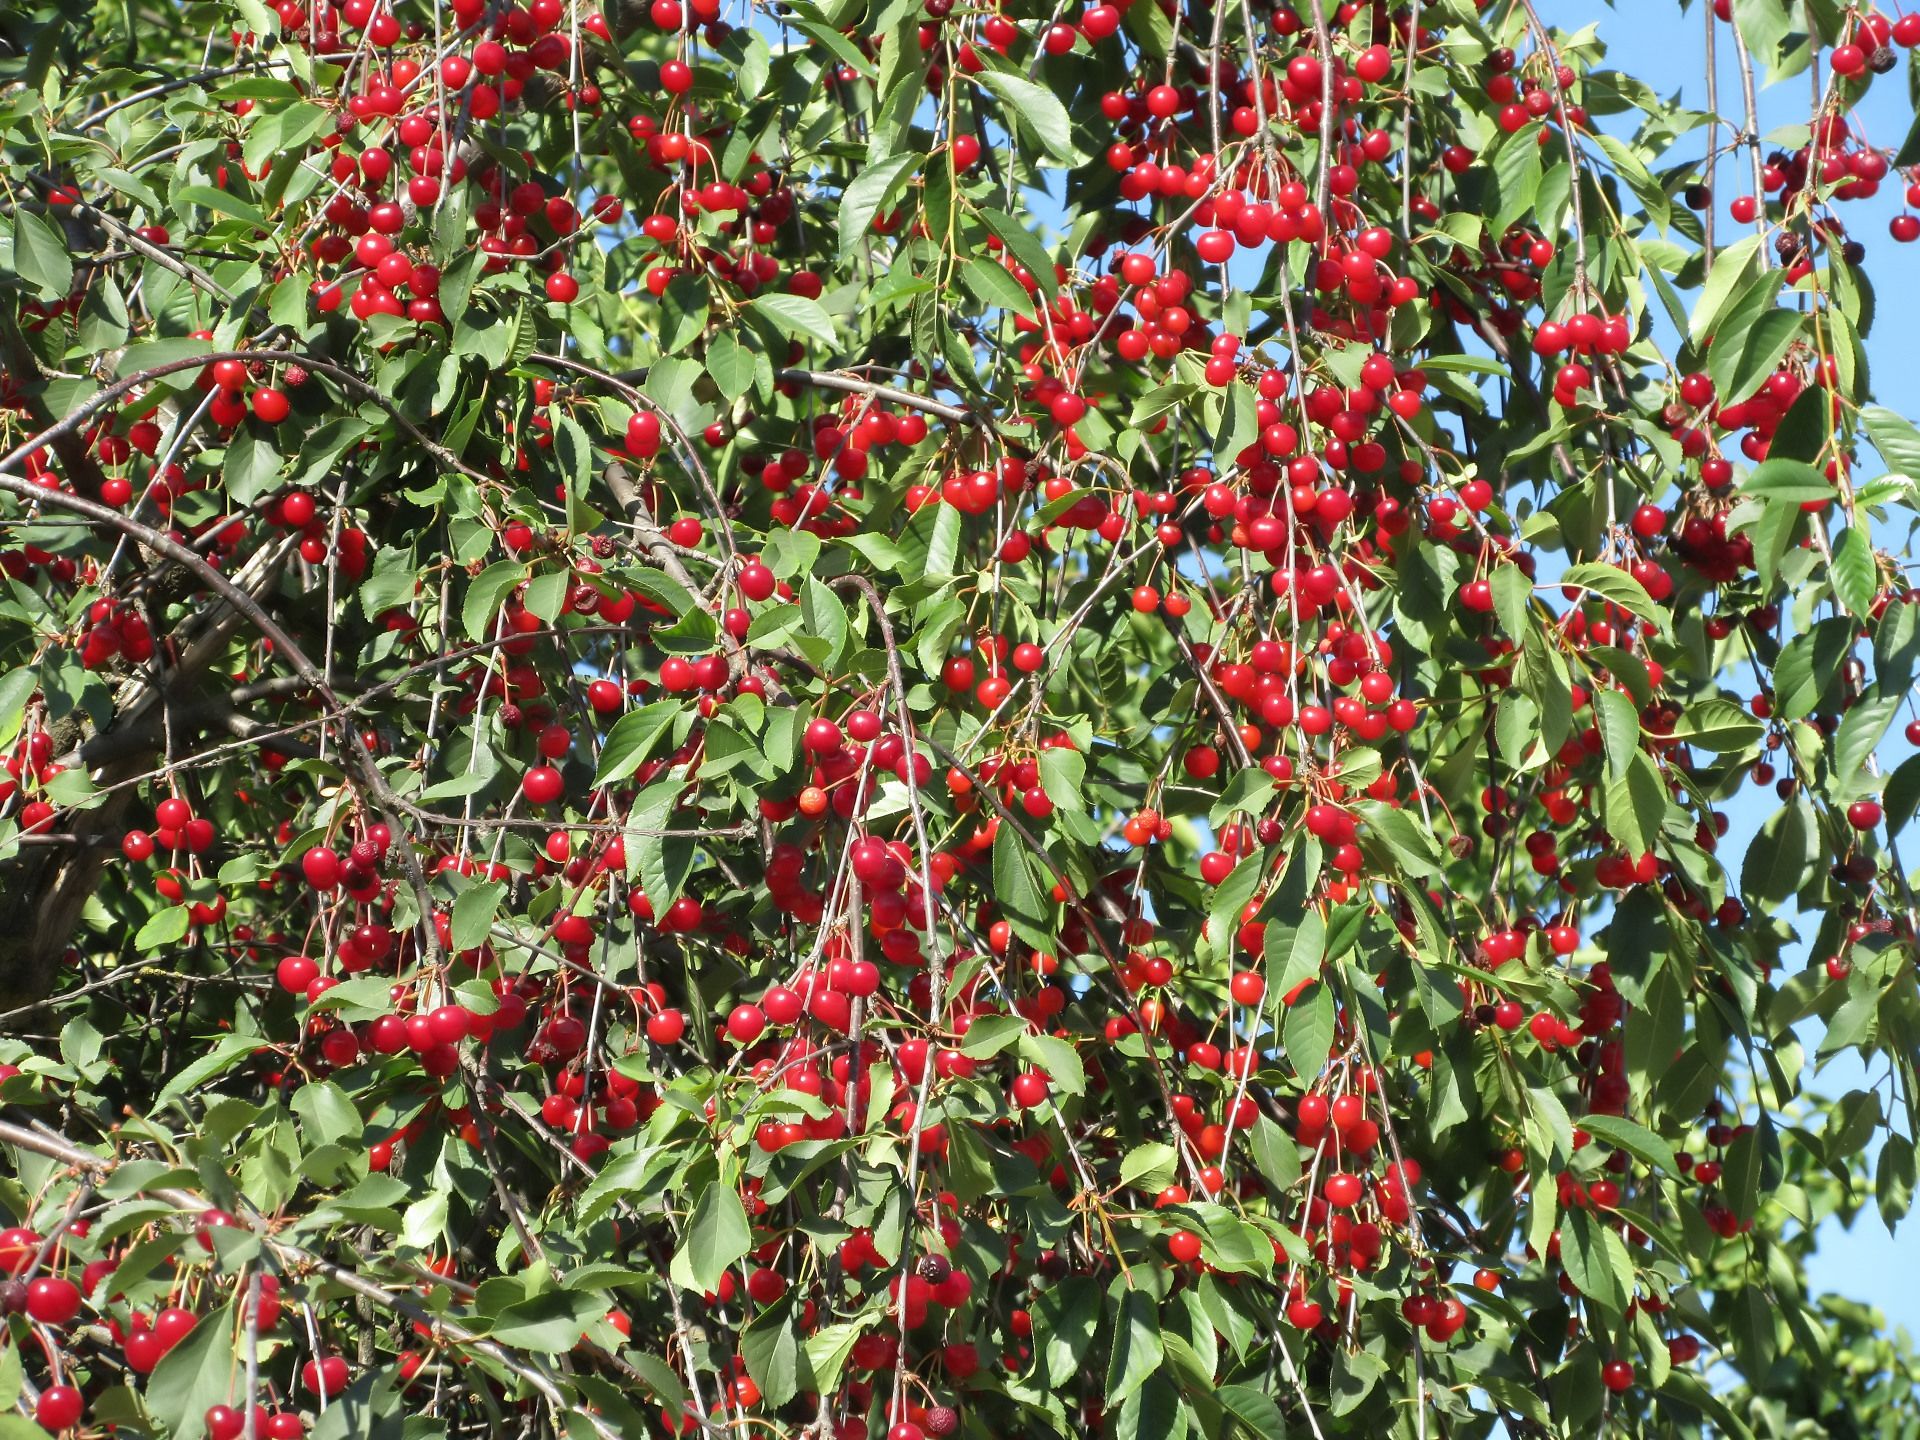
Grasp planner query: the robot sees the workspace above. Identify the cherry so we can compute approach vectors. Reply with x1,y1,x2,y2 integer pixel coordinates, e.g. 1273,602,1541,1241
25,1275,81,1324
726,1003,767,1043
1601,1359,1635,1392
301,1355,351,1396
35,1386,83,1431
1010,1070,1050,1109
522,765,565,805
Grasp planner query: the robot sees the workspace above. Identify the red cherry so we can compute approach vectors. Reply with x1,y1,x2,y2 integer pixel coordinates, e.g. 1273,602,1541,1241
522,765,565,805
25,1276,81,1325
1010,1070,1050,1109
36,1386,84,1431
726,1004,766,1043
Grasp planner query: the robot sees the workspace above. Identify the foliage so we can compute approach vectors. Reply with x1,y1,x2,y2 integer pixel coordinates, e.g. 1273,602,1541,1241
0,0,1917,1436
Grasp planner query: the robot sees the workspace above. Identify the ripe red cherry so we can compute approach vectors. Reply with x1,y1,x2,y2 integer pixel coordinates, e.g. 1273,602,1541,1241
1323,1172,1363,1208
302,847,342,890
252,387,291,423
1601,1359,1635,1392
1168,1230,1203,1263
36,1386,83,1431
301,1355,351,1396
25,1275,81,1324
646,1009,686,1044
522,766,565,805
739,562,776,601
1010,1070,1050,1109
626,411,662,459
764,986,803,1025
1285,1297,1323,1328
1846,799,1882,831
726,1003,766,1043
276,954,319,994
1229,971,1265,1006
154,1306,197,1350
545,271,580,304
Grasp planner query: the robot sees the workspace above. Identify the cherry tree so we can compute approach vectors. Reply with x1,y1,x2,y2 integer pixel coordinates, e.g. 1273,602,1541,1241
0,0,1918,1435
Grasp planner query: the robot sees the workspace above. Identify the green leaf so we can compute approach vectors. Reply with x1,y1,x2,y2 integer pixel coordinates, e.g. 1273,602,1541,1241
1712,308,1801,405
959,256,1035,316
1592,687,1640,780
450,880,505,954
1035,1277,1100,1387
1493,562,1533,640
488,1290,607,1351
1018,1030,1085,1097
958,1013,1026,1057
136,904,191,951
659,273,709,354
1830,525,1878,618
1576,1114,1677,1174
1216,1383,1288,1440
1357,800,1443,877
1282,982,1335,1080
750,292,838,350
462,561,528,642
305,1368,405,1440
1604,751,1668,855
1119,1142,1178,1191
143,1302,236,1440
1560,1209,1628,1315
979,207,1058,297
0,668,35,751
1774,616,1854,719
594,700,682,788
975,69,1075,163
1561,562,1662,626
223,428,283,505
740,1294,806,1406
1037,747,1086,811
1722,1119,1777,1222
10,209,72,301
1862,404,1920,475
1105,1288,1164,1408
1490,122,1544,235
838,154,918,259
1877,1133,1915,1231
1689,233,1765,344
673,1180,751,1294
1740,457,1835,503
705,330,755,403
991,815,1053,949
1744,799,1816,906
1832,692,1899,794
1116,1377,1186,1440
803,1319,868,1396
1668,697,1764,754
